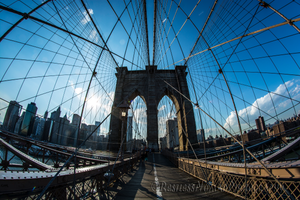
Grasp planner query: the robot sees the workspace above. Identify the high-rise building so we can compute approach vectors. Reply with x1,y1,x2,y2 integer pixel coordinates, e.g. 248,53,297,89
86,124,98,149
44,110,48,119
20,102,37,136
166,118,179,149
255,116,266,133
14,112,25,134
173,118,179,146
72,114,80,126
49,107,61,143
45,119,54,142
58,114,70,145
88,124,98,134
31,116,41,137
72,114,81,147
126,116,133,151
50,107,61,122
81,123,88,131
160,137,167,150
3,101,22,132
35,117,46,141
126,116,133,141
95,121,101,135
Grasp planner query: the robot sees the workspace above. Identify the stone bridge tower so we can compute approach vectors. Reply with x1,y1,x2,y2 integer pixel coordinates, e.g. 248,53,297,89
109,65,197,152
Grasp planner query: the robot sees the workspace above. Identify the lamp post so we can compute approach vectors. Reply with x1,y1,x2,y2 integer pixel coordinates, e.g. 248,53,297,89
118,100,130,160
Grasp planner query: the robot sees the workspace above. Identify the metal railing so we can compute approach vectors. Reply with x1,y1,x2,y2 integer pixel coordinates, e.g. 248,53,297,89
0,151,141,199
162,150,300,200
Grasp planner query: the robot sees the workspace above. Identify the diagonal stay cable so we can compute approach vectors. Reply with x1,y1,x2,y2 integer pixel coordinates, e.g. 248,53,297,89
36,112,112,200
189,5,261,198
106,0,148,67
154,0,181,65
193,3,259,105
51,2,115,195
155,0,187,67
36,80,142,198
156,0,202,66
120,0,145,67
0,4,140,69
184,0,218,65
81,0,119,68
157,70,294,200
0,0,52,42
162,17,300,69
154,0,179,68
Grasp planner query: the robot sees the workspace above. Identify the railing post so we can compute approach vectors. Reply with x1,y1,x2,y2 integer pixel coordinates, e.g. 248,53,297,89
212,169,215,185
193,161,195,176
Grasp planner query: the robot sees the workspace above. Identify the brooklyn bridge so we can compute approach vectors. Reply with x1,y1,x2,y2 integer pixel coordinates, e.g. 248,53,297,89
0,0,300,199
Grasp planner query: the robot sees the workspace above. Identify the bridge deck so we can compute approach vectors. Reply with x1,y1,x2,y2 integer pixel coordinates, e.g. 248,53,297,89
107,153,240,200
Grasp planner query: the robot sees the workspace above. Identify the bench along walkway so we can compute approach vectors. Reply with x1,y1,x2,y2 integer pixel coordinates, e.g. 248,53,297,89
107,153,240,200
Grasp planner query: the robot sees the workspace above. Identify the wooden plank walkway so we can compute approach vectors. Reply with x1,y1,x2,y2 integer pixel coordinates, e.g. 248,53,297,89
106,153,240,200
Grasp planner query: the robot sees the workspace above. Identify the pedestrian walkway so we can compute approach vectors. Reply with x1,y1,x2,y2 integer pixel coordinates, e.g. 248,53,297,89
107,153,240,199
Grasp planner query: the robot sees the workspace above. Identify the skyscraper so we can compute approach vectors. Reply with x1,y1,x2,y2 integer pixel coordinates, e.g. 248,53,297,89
31,116,41,137
58,114,70,145
44,110,48,119
95,121,101,135
72,114,81,147
126,116,133,151
50,106,61,122
255,116,266,133
126,116,133,141
87,124,98,149
3,101,21,132
14,112,25,134
35,117,46,141
49,107,61,143
166,118,179,149
20,102,37,136
72,114,80,126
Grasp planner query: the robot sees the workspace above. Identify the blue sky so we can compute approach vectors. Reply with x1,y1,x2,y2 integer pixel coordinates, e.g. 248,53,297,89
0,0,300,140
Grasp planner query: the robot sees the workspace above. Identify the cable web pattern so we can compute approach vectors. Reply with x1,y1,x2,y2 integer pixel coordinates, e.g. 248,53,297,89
0,0,149,139
153,0,300,140
0,0,300,199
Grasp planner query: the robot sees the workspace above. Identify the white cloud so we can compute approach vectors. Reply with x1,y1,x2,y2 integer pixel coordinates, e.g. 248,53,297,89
132,107,147,125
81,9,93,25
204,127,219,136
89,30,98,43
158,107,177,137
75,87,83,94
224,79,300,130
158,105,166,112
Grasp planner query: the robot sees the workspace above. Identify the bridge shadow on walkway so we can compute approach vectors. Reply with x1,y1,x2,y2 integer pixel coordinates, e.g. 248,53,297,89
106,153,241,200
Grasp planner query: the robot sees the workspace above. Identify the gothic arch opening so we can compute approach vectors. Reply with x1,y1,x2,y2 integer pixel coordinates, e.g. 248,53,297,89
158,95,177,150
157,88,187,151
109,66,197,152
127,95,147,151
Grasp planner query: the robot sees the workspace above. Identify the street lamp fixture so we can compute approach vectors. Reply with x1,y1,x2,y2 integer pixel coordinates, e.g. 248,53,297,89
118,100,130,160
118,100,130,119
